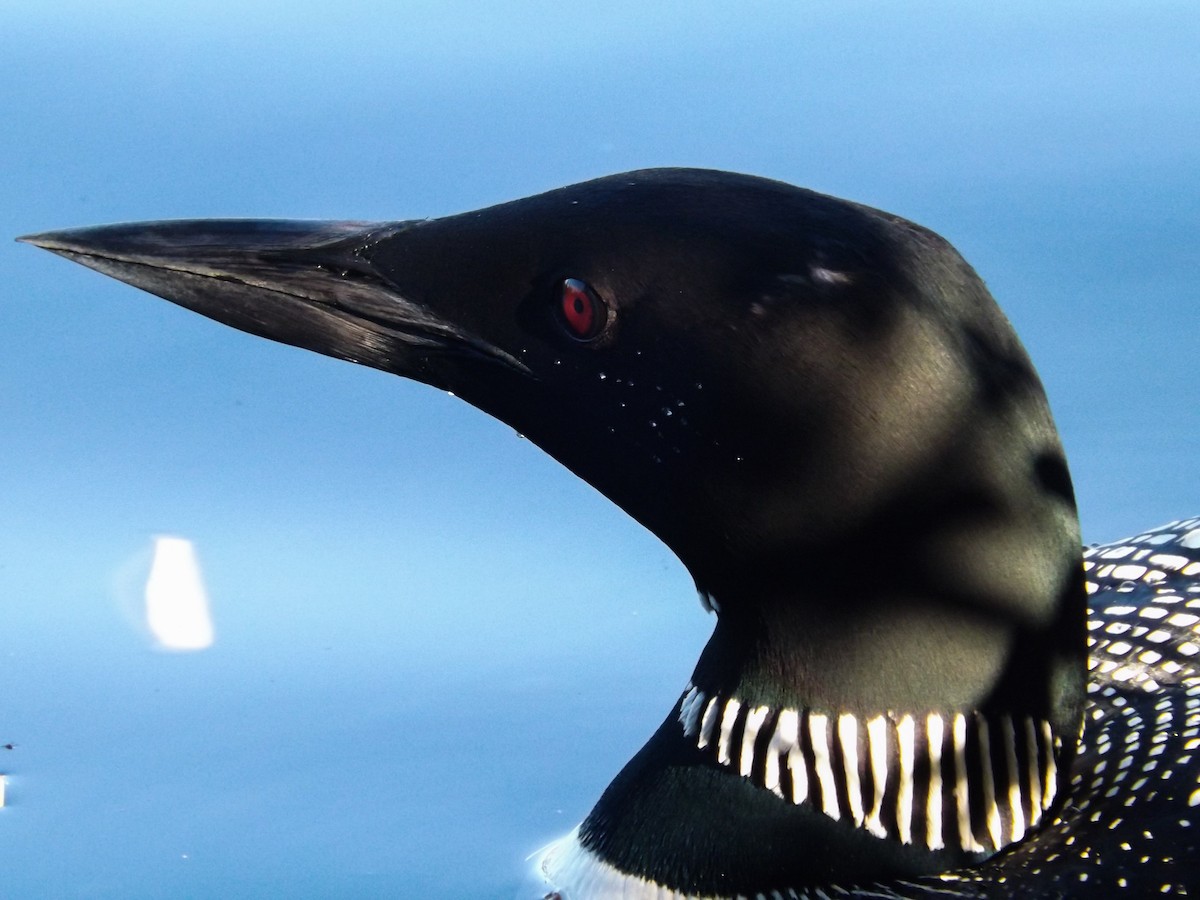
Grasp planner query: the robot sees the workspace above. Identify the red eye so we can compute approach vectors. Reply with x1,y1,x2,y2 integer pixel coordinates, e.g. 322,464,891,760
559,278,607,341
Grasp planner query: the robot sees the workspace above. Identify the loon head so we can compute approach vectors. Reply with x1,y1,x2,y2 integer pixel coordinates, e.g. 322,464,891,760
21,168,1087,895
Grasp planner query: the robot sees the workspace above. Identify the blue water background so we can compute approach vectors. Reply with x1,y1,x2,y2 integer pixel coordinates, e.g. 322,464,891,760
2,3,1197,896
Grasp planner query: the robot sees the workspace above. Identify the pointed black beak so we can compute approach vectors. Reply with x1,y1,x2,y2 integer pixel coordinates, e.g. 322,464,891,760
17,219,531,380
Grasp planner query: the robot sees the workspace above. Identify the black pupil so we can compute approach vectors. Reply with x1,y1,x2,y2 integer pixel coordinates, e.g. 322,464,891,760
562,278,604,339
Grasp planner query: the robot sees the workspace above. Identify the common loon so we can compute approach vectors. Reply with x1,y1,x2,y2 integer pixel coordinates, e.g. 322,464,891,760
20,169,1199,897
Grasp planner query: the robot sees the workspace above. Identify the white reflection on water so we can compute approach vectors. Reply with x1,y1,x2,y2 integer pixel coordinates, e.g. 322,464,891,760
145,536,215,651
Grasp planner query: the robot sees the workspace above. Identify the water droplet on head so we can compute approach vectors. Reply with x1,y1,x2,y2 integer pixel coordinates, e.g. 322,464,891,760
1117,580,1138,592
599,373,607,380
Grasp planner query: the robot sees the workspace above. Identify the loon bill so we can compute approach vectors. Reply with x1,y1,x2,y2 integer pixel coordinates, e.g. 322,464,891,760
20,169,1199,897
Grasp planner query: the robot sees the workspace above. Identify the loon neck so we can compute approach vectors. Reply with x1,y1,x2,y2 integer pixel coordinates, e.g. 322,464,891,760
693,590,1019,713
681,583,1081,853
691,579,1084,722
561,566,1087,895
688,481,1088,721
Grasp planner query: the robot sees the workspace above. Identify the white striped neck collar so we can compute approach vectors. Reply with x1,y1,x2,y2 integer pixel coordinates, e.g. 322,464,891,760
676,682,1062,856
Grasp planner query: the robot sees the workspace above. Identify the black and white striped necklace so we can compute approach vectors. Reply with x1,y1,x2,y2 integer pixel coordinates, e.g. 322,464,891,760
676,684,1061,856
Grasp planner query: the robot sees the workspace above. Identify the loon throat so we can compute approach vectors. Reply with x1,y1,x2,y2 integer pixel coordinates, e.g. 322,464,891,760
20,168,1195,897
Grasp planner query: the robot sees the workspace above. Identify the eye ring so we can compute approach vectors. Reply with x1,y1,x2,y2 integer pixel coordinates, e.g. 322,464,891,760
557,278,609,342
